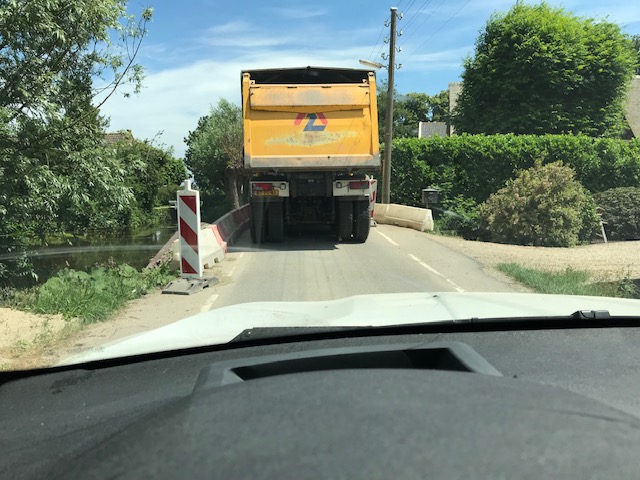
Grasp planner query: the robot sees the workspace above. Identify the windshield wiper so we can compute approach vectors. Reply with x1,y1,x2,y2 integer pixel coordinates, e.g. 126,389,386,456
229,310,638,344
571,310,611,320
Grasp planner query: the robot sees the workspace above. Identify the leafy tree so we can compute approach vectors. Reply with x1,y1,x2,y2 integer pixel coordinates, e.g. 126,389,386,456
378,86,450,139
453,2,637,137
631,35,640,76
184,99,245,210
113,139,187,227
0,0,152,281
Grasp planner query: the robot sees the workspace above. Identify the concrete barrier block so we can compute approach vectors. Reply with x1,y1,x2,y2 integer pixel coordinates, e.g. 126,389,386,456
209,224,228,253
200,228,225,268
373,203,433,232
171,239,180,270
373,203,390,223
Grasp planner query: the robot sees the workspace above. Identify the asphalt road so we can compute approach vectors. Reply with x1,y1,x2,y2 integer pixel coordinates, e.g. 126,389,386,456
212,223,516,309
55,223,518,359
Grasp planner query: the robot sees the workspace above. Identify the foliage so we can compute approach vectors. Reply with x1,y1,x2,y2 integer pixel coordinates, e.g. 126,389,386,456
0,0,152,119
184,99,245,209
383,138,430,206
632,35,640,76
434,199,486,241
112,139,187,229
377,84,450,139
0,0,153,280
479,162,599,247
30,262,176,324
498,264,639,299
453,2,637,137
594,187,640,240
388,135,640,210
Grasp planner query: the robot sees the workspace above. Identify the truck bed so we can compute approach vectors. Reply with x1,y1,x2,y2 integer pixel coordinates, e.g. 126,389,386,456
242,67,380,172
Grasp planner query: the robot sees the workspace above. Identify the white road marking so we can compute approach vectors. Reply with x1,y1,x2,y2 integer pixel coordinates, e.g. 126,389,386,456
376,230,400,246
408,254,465,292
228,252,245,277
200,294,219,313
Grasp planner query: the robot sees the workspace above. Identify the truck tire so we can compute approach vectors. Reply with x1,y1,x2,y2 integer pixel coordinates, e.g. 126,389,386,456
267,202,284,242
353,201,371,243
250,202,265,244
337,201,353,241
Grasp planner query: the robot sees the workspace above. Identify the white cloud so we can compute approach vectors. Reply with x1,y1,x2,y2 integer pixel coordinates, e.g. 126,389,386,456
97,46,373,157
268,7,327,20
200,20,294,48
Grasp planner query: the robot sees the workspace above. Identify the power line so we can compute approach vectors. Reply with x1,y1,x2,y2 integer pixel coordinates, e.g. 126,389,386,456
402,0,419,17
400,0,446,48
406,0,471,59
402,0,434,32
367,18,389,62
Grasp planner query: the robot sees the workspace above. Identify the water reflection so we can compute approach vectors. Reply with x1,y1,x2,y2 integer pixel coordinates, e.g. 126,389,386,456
3,225,177,286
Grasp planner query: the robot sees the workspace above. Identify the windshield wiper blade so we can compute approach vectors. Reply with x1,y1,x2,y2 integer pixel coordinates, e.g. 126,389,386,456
571,310,611,320
229,311,638,344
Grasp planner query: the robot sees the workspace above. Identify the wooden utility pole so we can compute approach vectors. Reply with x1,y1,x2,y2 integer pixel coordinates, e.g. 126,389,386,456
381,7,398,204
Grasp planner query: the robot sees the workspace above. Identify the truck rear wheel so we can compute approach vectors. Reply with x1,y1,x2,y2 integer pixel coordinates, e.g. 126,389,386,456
250,202,265,244
267,202,284,242
353,201,371,243
337,201,353,241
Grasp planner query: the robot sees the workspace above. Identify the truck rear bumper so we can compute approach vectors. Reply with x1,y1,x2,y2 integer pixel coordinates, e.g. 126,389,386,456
245,154,380,171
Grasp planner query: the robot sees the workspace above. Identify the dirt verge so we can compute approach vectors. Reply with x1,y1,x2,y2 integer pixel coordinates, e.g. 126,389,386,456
425,234,640,282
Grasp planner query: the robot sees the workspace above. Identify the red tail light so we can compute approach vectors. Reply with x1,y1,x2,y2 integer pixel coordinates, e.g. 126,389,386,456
349,181,369,189
253,183,273,191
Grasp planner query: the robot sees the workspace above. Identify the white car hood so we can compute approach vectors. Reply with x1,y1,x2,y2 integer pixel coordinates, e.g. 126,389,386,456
60,292,640,365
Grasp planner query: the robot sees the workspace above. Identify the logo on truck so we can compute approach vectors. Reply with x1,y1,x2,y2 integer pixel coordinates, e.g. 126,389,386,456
294,113,328,132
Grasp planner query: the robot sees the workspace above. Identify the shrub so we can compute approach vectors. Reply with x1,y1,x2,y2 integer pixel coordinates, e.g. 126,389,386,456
433,195,487,240
31,263,176,324
593,187,640,240
479,162,599,247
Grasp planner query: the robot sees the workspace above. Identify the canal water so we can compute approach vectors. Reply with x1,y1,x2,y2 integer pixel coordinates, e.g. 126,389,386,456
2,225,177,288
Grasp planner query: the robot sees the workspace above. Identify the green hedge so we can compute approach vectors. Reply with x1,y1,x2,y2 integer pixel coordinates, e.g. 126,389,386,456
384,134,640,208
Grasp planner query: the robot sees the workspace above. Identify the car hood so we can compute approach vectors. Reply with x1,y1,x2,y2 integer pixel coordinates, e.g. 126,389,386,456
60,292,640,365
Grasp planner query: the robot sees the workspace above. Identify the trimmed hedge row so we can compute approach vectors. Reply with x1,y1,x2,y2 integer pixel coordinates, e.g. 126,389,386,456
385,134,640,208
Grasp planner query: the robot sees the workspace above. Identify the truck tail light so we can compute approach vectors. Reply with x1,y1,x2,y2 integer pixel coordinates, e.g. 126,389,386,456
253,183,274,191
349,181,369,190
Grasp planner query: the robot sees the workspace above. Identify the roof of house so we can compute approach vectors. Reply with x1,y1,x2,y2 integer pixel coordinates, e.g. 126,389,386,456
104,130,134,145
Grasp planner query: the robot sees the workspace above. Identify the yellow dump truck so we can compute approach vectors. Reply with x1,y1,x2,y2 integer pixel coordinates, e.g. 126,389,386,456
242,66,380,243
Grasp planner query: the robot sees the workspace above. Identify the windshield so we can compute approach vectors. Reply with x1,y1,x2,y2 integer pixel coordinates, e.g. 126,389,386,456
1,0,640,370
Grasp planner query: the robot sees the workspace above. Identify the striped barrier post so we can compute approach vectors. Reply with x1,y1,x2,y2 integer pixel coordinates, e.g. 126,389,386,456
177,180,202,278
370,178,378,219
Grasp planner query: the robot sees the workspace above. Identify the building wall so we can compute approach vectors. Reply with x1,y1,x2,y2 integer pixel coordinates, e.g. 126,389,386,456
419,122,447,138
625,76,640,138
448,82,462,135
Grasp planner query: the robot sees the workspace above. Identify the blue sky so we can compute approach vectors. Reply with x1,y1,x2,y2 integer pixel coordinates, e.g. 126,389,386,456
98,0,640,157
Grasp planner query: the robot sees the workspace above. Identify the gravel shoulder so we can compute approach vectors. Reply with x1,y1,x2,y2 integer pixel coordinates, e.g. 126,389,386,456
425,234,640,282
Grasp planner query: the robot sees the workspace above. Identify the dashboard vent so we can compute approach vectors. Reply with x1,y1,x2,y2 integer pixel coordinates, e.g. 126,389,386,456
194,342,502,391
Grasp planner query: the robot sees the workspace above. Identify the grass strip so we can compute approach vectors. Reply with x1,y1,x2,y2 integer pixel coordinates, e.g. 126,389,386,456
2,263,176,325
498,263,639,299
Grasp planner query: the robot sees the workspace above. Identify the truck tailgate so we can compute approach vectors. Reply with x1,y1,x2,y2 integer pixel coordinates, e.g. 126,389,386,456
242,70,380,171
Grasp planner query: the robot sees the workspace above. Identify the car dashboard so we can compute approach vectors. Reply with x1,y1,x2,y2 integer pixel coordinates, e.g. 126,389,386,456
2,324,640,479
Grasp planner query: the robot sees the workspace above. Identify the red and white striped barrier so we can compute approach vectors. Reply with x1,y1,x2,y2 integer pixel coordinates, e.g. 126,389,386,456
369,178,378,219
177,180,202,278
170,204,250,270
